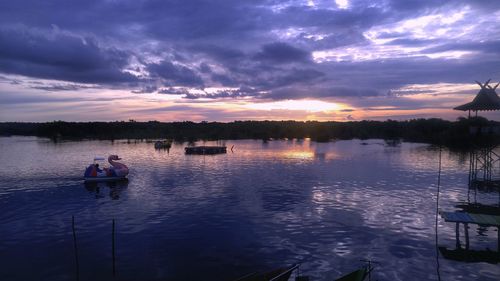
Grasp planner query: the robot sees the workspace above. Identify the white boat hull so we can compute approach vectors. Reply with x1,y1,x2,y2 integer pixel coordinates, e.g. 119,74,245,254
84,176,127,182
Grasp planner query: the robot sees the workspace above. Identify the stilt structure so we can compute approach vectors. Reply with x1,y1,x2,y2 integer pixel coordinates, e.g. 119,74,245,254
468,146,500,187
437,83,500,264
454,79,500,187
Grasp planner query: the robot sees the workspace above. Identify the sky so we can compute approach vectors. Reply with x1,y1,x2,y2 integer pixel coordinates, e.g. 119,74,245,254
1,0,500,122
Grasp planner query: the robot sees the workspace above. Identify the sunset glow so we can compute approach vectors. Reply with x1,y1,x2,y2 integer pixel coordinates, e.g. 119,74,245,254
0,1,499,122
246,100,343,112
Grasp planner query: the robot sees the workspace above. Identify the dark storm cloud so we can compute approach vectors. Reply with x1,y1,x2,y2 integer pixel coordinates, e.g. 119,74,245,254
210,73,238,87
147,60,204,87
156,86,261,99
131,85,158,94
0,26,137,84
184,91,255,100
254,42,311,64
199,63,212,74
0,1,375,41
258,68,325,88
189,45,246,64
183,43,324,93
158,87,190,96
208,67,326,97
187,87,262,99
141,0,271,40
30,84,94,92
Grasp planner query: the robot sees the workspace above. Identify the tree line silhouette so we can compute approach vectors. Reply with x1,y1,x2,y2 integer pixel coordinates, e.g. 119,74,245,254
0,117,498,148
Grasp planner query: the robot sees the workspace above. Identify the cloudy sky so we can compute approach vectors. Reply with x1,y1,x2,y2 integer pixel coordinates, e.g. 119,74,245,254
1,0,499,122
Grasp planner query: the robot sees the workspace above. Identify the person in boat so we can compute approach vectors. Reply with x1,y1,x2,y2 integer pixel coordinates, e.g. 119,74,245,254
84,155,128,178
95,163,103,172
84,163,107,178
95,163,107,177
85,164,97,177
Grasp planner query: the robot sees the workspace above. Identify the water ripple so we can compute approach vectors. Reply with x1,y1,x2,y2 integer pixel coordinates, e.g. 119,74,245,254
0,137,498,281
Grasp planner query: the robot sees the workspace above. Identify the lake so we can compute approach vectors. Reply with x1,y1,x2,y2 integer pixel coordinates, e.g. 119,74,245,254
0,137,498,281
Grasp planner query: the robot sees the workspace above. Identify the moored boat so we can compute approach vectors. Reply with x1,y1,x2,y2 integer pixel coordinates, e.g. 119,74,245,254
233,262,373,281
154,140,172,149
185,146,227,155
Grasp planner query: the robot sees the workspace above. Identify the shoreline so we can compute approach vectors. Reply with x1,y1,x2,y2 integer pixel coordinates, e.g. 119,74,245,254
0,118,498,148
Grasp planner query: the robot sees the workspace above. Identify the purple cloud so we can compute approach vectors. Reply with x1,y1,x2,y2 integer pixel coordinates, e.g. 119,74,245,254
1,0,500,121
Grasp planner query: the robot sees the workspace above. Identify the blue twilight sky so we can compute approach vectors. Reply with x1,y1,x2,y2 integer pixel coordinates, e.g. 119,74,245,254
0,0,499,122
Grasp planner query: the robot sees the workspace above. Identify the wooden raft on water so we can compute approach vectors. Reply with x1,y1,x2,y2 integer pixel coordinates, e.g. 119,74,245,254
440,211,500,227
439,211,500,262
185,146,227,155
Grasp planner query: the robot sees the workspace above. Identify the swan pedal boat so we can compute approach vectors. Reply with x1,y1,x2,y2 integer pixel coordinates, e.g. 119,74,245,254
84,155,129,182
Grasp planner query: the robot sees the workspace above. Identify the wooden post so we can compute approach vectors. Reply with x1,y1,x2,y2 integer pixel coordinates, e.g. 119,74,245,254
112,219,116,277
455,222,460,249
72,216,80,281
464,223,469,250
468,151,473,185
488,149,493,181
470,151,477,182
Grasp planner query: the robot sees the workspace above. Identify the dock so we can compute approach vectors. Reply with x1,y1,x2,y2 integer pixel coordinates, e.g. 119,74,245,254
185,146,227,155
440,211,500,254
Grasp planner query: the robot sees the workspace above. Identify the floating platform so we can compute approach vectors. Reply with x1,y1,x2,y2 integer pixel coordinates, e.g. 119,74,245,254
438,247,500,264
154,140,172,149
440,211,500,254
440,211,500,227
185,146,227,155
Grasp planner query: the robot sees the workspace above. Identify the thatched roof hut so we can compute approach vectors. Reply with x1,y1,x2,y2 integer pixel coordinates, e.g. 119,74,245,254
454,80,500,115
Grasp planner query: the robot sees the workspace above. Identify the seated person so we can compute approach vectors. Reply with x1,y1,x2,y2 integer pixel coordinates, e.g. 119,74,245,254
84,164,96,177
95,164,106,177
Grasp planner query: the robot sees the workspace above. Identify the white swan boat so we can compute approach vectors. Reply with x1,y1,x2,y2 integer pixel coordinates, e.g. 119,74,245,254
84,155,129,182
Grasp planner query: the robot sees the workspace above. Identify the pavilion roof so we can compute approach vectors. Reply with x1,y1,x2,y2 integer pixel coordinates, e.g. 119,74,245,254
454,80,500,111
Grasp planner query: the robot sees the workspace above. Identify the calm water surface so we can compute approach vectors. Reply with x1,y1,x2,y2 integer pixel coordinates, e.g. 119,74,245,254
0,137,498,281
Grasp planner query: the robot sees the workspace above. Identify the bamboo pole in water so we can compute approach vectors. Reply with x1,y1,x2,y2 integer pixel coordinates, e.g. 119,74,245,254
464,223,470,250
72,215,80,281
112,218,116,277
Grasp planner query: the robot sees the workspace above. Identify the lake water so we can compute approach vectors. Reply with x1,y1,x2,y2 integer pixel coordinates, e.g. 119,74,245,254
0,137,498,281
